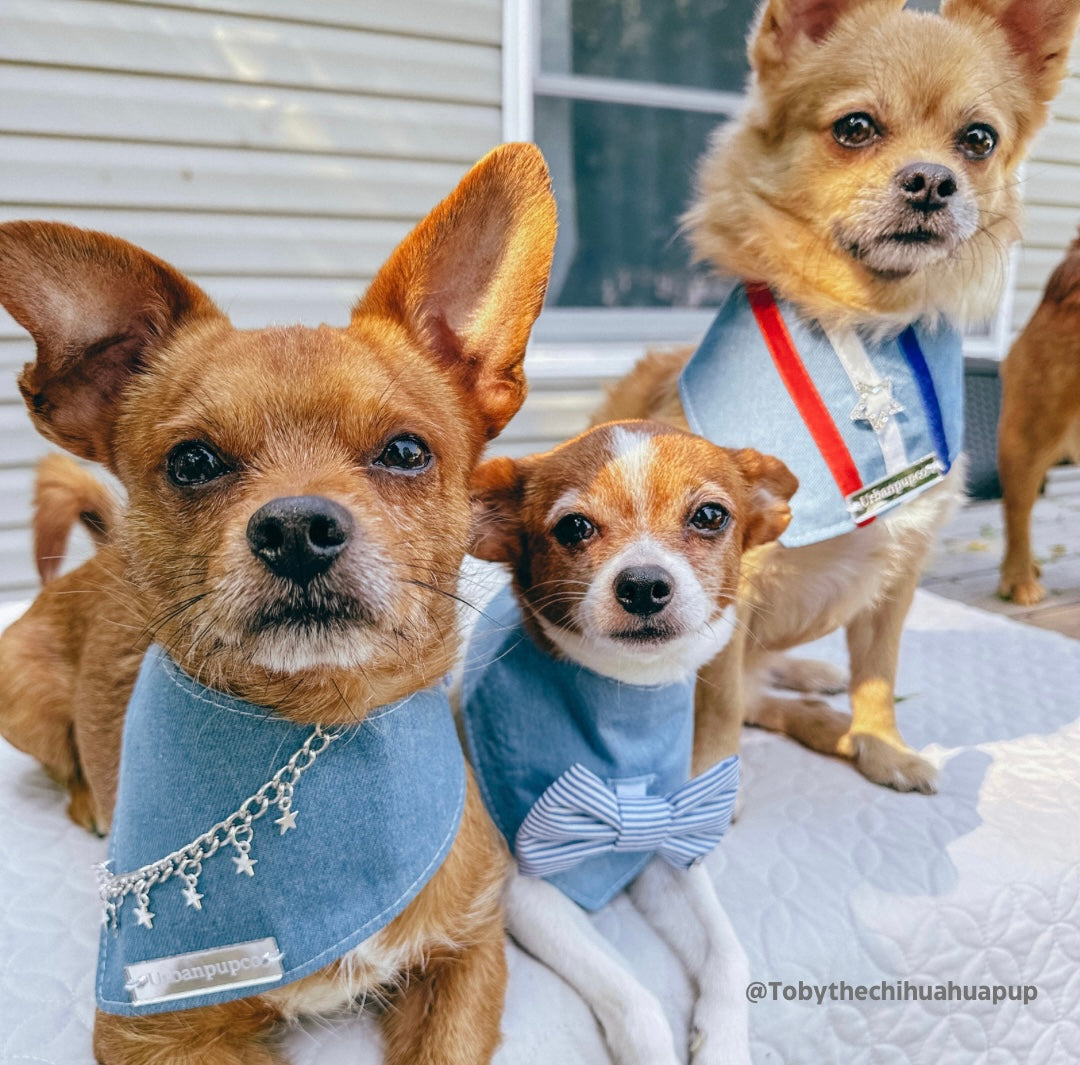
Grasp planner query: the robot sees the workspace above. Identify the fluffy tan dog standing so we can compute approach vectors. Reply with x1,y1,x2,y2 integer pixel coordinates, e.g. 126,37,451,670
598,0,1080,793
0,144,556,1065
998,228,1080,605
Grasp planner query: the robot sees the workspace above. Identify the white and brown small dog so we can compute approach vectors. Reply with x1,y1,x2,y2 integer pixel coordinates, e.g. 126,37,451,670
461,420,797,1065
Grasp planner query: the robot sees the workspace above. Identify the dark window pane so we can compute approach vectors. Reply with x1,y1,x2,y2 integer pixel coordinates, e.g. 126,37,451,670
541,0,757,93
536,96,731,308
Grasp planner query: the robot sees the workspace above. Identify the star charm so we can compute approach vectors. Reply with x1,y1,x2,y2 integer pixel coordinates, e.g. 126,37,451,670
134,903,155,929
850,378,904,432
275,808,298,835
232,852,257,877
182,884,204,910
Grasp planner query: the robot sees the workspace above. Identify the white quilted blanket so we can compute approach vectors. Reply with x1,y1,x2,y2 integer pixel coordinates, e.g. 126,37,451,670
0,590,1077,1065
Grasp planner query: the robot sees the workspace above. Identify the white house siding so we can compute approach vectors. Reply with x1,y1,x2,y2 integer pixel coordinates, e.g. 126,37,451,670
0,0,503,599
2,5,1079,600
1011,48,1080,334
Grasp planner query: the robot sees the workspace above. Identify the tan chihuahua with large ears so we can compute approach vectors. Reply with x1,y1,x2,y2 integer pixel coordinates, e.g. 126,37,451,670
598,0,1080,794
0,143,556,1065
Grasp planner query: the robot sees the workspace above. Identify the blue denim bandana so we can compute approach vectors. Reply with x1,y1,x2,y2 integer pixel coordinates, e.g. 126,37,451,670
96,645,465,1016
679,283,964,547
461,588,737,911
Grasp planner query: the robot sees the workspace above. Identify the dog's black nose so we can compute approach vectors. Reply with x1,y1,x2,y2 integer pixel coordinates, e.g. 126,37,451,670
614,566,674,617
895,163,957,212
247,496,353,585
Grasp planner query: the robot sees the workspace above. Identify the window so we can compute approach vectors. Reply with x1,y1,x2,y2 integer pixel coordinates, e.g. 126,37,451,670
503,0,1015,356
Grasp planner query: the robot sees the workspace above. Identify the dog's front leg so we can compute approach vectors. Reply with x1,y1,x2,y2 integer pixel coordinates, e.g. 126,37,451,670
504,871,682,1065
380,916,507,1065
840,570,936,793
691,638,745,777
997,376,1075,607
94,999,284,1065
628,862,750,1065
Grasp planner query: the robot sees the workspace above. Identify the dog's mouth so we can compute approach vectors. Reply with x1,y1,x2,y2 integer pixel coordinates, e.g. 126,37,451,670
883,228,943,246
837,226,957,280
833,194,981,281
247,585,379,635
607,621,681,645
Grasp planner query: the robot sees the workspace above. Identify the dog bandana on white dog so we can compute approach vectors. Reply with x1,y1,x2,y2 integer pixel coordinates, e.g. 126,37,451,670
96,645,465,1016
461,587,739,911
679,282,964,548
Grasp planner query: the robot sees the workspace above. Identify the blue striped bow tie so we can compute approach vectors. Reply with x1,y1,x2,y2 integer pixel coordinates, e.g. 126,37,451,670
515,755,739,879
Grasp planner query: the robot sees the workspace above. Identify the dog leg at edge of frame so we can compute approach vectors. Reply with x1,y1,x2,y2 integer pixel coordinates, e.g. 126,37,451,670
629,861,751,1065
504,870,681,1065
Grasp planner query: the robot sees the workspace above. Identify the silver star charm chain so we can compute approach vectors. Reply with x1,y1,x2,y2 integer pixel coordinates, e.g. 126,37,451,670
96,724,340,932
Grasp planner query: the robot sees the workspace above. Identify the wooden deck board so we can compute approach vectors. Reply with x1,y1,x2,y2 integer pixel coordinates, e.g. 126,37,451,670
921,466,1080,639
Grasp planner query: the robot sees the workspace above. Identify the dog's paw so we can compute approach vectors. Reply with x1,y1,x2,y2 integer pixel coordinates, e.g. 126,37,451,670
999,576,1046,606
844,733,937,794
767,654,848,695
603,994,681,1065
67,783,107,837
689,1026,711,1064
688,1021,752,1065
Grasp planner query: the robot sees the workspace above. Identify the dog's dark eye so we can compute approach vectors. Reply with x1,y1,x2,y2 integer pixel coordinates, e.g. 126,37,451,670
690,503,732,534
833,112,880,149
374,435,432,473
166,441,230,487
958,123,996,161
552,513,596,547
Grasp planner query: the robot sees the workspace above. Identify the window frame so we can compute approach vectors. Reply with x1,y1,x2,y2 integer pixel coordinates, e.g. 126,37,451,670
502,0,1018,362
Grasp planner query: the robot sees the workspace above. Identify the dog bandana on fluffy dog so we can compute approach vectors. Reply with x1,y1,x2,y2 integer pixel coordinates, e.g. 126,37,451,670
461,587,739,911
680,282,964,548
96,645,465,1016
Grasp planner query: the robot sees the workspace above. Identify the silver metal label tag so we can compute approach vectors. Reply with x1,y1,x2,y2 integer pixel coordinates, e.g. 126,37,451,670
124,936,284,1005
846,454,944,524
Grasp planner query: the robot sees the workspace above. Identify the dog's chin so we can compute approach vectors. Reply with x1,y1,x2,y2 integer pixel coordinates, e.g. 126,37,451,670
235,589,384,674
246,619,381,674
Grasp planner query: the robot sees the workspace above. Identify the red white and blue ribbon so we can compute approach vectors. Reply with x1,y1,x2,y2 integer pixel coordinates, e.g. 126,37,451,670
745,283,952,526
515,755,740,878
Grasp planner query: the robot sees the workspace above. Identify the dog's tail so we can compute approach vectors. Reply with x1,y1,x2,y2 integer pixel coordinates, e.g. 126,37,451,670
33,453,119,584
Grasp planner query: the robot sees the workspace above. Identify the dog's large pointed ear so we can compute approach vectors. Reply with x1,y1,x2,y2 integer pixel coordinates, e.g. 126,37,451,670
941,0,1080,107
733,448,799,549
470,455,526,564
751,0,906,74
0,222,221,468
353,143,557,443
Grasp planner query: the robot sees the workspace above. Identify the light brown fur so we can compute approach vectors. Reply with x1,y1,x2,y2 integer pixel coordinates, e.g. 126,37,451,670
687,0,1075,331
0,143,557,1064
998,228,1080,604
599,0,1080,791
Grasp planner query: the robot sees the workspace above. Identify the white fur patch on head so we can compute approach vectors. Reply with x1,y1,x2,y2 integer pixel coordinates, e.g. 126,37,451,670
606,425,655,515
